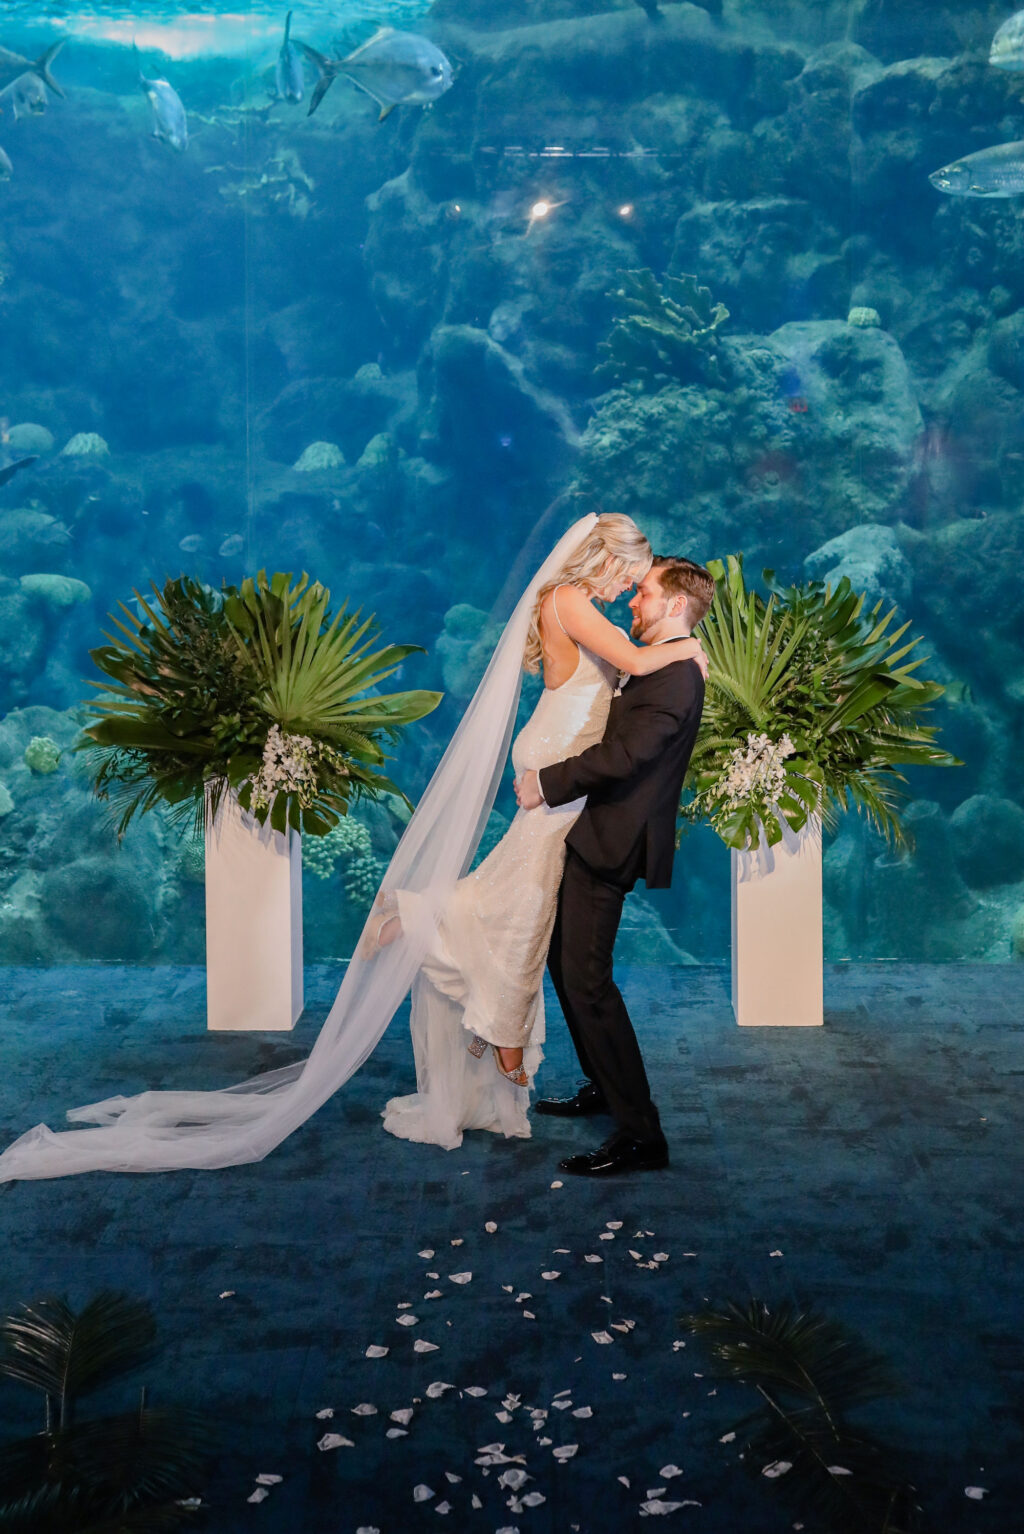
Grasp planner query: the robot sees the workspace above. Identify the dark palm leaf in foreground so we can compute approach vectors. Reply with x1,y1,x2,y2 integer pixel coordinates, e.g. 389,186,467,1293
685,1298,921,1533
0,1292,209,1533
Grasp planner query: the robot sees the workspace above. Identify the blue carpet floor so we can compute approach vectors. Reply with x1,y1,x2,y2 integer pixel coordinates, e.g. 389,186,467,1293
0,962,1020,1533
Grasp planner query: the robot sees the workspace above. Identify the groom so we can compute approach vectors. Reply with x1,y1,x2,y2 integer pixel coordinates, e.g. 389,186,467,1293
515,556,714,1177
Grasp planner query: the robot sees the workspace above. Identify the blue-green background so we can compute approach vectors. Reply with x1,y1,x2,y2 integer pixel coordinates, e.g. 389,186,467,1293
1,0,1022,965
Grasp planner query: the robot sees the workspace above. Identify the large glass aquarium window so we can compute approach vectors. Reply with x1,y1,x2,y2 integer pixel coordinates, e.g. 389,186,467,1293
1,0,1021,966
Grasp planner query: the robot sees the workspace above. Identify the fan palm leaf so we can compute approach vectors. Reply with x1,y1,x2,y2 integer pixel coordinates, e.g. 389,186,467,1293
1,1295,156,1431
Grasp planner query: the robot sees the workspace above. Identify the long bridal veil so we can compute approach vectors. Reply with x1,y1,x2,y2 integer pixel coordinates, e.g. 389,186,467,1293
0,513,598,1182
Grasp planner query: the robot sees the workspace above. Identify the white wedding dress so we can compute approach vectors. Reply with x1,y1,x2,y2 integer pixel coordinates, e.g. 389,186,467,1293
0,514,605,1182
382,642,615,1148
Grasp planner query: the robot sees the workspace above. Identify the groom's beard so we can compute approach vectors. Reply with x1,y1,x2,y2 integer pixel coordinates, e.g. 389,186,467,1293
631,601,670,641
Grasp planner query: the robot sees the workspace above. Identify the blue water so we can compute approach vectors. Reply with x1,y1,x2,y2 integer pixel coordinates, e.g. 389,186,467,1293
1,0,1021,967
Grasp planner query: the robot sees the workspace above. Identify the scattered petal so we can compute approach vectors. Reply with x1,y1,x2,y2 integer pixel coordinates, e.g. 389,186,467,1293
391,1409,414,1424
449,1272,473,1285
418,1249,435,1259
464,1386,488,1397
515,1293,532,1303
769,1250,784,1258
647,1487,667,1497
219,1290,235,1299
827,1466,853,1477
499,1469,530,1490
255,1475,282,1486
599,1232,615,1241
471,1494,482,1509
426,1272,440,1279
554,1248,571,1254
584,1255,604,1265
444,1472,462,1484
435,1500,451,1514
315,1408,334,1420
762,1460,792,1479
413,1484,435,1502
502,1285,514,1293
522,1310,536,1320
606,1220,623,1229
541,1271,561,1281
426,1382,454,1399
396,1314,418,1327
396,1301,413,1310
355,1527,380,1534
521,1492,546,1507
414,1339,441,1353
553,1444,579,1461
965,1487,989,1501
640,1500,700,1514
612,1372,627,1380
618,1475,631,1487
352,1404,378,1416
386,1428,408,1439
317,1433,354,1451
424,1289,443,1300
502,1394,522,1410
591,1331,614,1345
496,1410,514,1424
672,1341,687,1352
629,1250,643,1261
365,1345,389,1359
450,1238,464,1246
719,1432,736,1444
485,1221,498,1233
247,1488,269,1504
653,1252,669,1263
550,1181,563,1189
538,1436,552,1446
572,1406,593,1418
552,1399,573,1411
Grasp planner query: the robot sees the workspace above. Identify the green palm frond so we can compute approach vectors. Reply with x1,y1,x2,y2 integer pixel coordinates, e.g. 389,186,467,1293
77,571,442,839
685,1299,919,1534
1,1294,156,1430
684,557,959,849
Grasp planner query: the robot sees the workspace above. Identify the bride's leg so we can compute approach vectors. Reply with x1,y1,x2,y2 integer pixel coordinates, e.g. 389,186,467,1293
495,1046,524,1074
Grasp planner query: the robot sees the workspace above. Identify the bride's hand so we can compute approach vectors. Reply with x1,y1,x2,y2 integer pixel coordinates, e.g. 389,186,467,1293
693,639,709,681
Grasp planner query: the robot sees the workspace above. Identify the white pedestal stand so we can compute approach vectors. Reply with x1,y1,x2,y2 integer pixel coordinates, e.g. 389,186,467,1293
204,791,303,1031
731,815,823,1027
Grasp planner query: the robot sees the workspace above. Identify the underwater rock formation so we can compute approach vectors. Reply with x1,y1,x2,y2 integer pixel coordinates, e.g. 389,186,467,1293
596,269,729,390
951,794,1024,889
804,523,913,611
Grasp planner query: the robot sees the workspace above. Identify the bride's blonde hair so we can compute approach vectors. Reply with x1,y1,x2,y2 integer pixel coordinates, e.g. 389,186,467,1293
523,513,652,674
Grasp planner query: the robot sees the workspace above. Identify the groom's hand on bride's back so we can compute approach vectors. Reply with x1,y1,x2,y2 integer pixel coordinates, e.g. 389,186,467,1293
515,770,544,811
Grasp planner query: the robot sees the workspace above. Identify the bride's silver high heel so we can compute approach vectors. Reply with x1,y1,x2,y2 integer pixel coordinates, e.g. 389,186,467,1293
468,1035,529,1088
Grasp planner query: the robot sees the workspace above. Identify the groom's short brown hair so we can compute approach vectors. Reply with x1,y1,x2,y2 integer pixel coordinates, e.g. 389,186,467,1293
652,556,715,626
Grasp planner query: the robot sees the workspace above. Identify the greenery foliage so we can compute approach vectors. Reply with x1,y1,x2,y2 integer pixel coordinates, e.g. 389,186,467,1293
596,269,729,390
682,556,958,850
0,1292,209,1532
79,571,442,839
685,1298,920,1533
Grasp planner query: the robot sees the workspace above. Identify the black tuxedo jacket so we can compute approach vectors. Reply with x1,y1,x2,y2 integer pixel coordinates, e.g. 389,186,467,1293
538,648,704,891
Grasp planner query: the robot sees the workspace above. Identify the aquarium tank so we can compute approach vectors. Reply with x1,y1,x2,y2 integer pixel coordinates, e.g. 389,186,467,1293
1,0,1021,968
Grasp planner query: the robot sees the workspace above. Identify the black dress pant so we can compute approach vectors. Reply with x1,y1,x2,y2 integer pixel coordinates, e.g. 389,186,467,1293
548,847,663,1143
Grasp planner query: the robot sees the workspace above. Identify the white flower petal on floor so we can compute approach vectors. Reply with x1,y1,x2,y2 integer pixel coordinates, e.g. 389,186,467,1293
827,1466,853,1476
629,1250,643,1260
315,1407,334,1419
550,1181,563,1189
424,1290,443,1300
426,1381,454,1398
553,1444,579,1461
390,1408,414,1424
496,1410,513,1423
515,1292,532,1303
522,1310,536,1319
397,1314,419,1326
653,1252,669,1262
965,1487,989,1500
606,1220,622,1229
613,1372,627,1380
572,1406,593,1418
449,1272,473,1284
435,1500,451,1514
769,1249,784,1258
541,1271,561,1280
521,1492,546,1507
365,1345,389,1358
599,1232,615,1241
254,1474,282,1485
218,1290,235,1298
499,1468,530,1490
450,1237,464,1245
317,1433,354,1451
647,1486,667,1496
247,1488,268,1504
485,1221,498,1232
618,1475,631,1487
762,1460,792,1478
413,1484,435,1502
414,1339,440,1353
463,1386,488,1396
591,1331,614,1344
386,1428,408,1439
659,1464,683,1478
672,1341,687,1352
352,1404,378,1416
444,1472,462,1484
584,1255,603,1264
471,1494,482,1508
418,1249,435,1259
354,1526,380,1534
719,1432,735,1443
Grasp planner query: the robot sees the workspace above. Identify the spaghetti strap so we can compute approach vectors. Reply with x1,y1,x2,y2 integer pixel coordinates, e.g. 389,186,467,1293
551,584,570,636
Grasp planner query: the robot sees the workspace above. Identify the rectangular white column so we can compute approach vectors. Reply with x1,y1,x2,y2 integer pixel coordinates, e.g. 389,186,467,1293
731,816,823,1027
204,791,303,1031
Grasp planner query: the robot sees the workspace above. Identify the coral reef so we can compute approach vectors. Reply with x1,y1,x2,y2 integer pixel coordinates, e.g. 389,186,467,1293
23,737,61,775
60,432,110,458
293,441,345,472
596,270,729,390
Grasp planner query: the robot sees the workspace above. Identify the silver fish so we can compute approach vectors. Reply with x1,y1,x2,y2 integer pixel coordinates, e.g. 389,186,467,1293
0,71,48,119
178,534,205,554
135,45,188,152
0,40,64,97
929,141,1024,197
990,9,1024,71
0,145,11,180
275,10,304,104
297,27,453,121
218,533,245,557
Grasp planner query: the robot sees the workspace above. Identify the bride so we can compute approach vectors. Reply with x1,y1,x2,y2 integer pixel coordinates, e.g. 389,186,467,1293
0,512,702,1180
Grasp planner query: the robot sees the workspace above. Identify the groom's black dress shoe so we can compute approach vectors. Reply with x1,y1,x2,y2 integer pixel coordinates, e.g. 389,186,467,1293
559,1129,669,1177
533,1081,610,1118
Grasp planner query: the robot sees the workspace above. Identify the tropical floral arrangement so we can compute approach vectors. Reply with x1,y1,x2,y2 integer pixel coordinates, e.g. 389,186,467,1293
81,571,442,838
681,556,958,851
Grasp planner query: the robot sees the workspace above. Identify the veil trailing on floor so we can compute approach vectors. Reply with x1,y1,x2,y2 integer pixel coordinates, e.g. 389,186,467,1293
0,514,598,1181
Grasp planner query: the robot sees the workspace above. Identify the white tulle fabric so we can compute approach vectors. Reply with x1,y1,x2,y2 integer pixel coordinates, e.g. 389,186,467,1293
382,642,614,1148
0,514,600,1181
